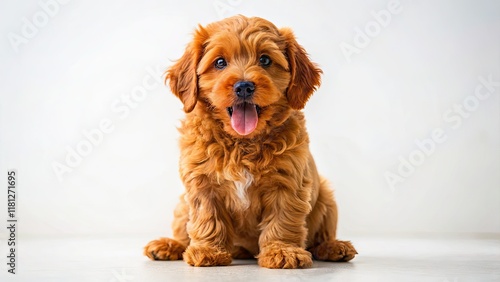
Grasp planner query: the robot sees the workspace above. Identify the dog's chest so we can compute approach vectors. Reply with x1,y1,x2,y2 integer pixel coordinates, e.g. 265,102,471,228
232,170,253,210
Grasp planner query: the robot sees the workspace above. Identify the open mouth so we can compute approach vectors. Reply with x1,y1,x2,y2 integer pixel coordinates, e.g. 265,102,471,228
226,102,262,136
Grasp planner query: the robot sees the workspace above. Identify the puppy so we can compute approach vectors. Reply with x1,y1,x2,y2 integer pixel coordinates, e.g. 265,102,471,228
144,15,357,269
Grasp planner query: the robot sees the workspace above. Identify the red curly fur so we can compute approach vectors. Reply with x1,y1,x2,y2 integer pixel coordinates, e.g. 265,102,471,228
144,15,357,268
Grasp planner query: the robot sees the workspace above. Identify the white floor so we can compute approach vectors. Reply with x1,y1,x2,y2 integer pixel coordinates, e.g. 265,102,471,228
1,236,499,282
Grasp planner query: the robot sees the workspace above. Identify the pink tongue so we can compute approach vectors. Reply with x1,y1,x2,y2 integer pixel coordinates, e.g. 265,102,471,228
230,103,258,135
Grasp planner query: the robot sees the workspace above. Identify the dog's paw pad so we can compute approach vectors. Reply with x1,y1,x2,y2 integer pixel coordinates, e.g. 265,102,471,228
257,243,313,269
311,240,357,262
183,245,232,266
144,237,185,261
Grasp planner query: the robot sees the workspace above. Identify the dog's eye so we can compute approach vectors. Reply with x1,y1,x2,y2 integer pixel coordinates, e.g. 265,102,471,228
214,58,227,70
259,55,272,67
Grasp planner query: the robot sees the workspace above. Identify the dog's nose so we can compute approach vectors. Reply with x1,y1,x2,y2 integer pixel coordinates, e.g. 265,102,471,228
234,81,255,99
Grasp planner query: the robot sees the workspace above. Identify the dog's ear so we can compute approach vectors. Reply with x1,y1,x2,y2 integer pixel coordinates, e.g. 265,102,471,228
280,28,322,110
166,26,208,113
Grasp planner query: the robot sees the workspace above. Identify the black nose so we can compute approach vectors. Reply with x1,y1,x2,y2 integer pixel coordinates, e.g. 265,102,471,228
234,81,255,99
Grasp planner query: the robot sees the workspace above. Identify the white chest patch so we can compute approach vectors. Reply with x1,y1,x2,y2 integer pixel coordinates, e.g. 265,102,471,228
233,170,253,209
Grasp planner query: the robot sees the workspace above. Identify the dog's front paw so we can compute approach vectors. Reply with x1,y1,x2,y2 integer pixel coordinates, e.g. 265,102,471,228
310,240,357,262
257,242,313,269
144,237,185,260
183,245,232,267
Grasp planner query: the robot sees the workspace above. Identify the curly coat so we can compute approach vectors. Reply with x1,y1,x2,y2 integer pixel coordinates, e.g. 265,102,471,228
144,15,356,269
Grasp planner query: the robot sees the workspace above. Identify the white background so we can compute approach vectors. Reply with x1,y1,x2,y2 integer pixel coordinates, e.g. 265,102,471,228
0,0,499,240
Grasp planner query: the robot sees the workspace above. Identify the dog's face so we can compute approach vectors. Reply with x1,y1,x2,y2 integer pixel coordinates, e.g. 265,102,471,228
167,16,322,138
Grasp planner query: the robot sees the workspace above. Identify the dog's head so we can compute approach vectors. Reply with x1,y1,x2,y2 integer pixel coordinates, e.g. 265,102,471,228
166,15,322,137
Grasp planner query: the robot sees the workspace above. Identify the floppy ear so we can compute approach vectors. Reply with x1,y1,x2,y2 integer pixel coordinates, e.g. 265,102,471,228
165,26,207,113
280,28,322,110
